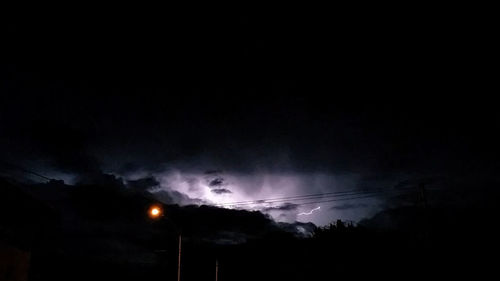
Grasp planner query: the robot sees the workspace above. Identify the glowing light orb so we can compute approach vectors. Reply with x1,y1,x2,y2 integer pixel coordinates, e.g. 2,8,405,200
148,205,163,219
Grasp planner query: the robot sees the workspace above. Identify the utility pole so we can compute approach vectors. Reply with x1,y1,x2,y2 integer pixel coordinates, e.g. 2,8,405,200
215,259,218,281
178,234,182,281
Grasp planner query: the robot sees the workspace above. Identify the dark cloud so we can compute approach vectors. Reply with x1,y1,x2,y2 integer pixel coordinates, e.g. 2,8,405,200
208,177,225,187
126,177,159,191
75,173,125,187
1,122,102,181
151,190,204,206
204,170,222,175
211,188,232,194
262,203,299,212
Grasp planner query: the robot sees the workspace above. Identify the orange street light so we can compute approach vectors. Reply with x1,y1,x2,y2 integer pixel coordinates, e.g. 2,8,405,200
148,204,163,219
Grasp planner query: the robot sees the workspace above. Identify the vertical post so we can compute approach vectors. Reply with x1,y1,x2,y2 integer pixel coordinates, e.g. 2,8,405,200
178,234,182,281
215,259,218,281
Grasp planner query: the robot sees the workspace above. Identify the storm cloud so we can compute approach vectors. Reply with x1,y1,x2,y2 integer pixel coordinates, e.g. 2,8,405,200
2,13,499,228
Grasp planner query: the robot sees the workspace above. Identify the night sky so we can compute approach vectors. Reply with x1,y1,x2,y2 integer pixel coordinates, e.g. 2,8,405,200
1,11,498,226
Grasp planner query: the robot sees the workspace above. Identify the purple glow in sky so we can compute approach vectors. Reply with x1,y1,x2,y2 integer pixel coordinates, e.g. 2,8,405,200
125,169,385,226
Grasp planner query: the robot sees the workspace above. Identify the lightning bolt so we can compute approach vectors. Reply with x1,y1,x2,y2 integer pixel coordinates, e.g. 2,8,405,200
298,206,321,216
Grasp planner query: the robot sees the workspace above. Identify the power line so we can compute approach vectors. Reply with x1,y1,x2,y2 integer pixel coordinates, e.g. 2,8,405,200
219,189,386,205
217,188,388,205
237,191,410,212
287,191,408,207
219,191,382,207
0,161,53,181
217,188,407,207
